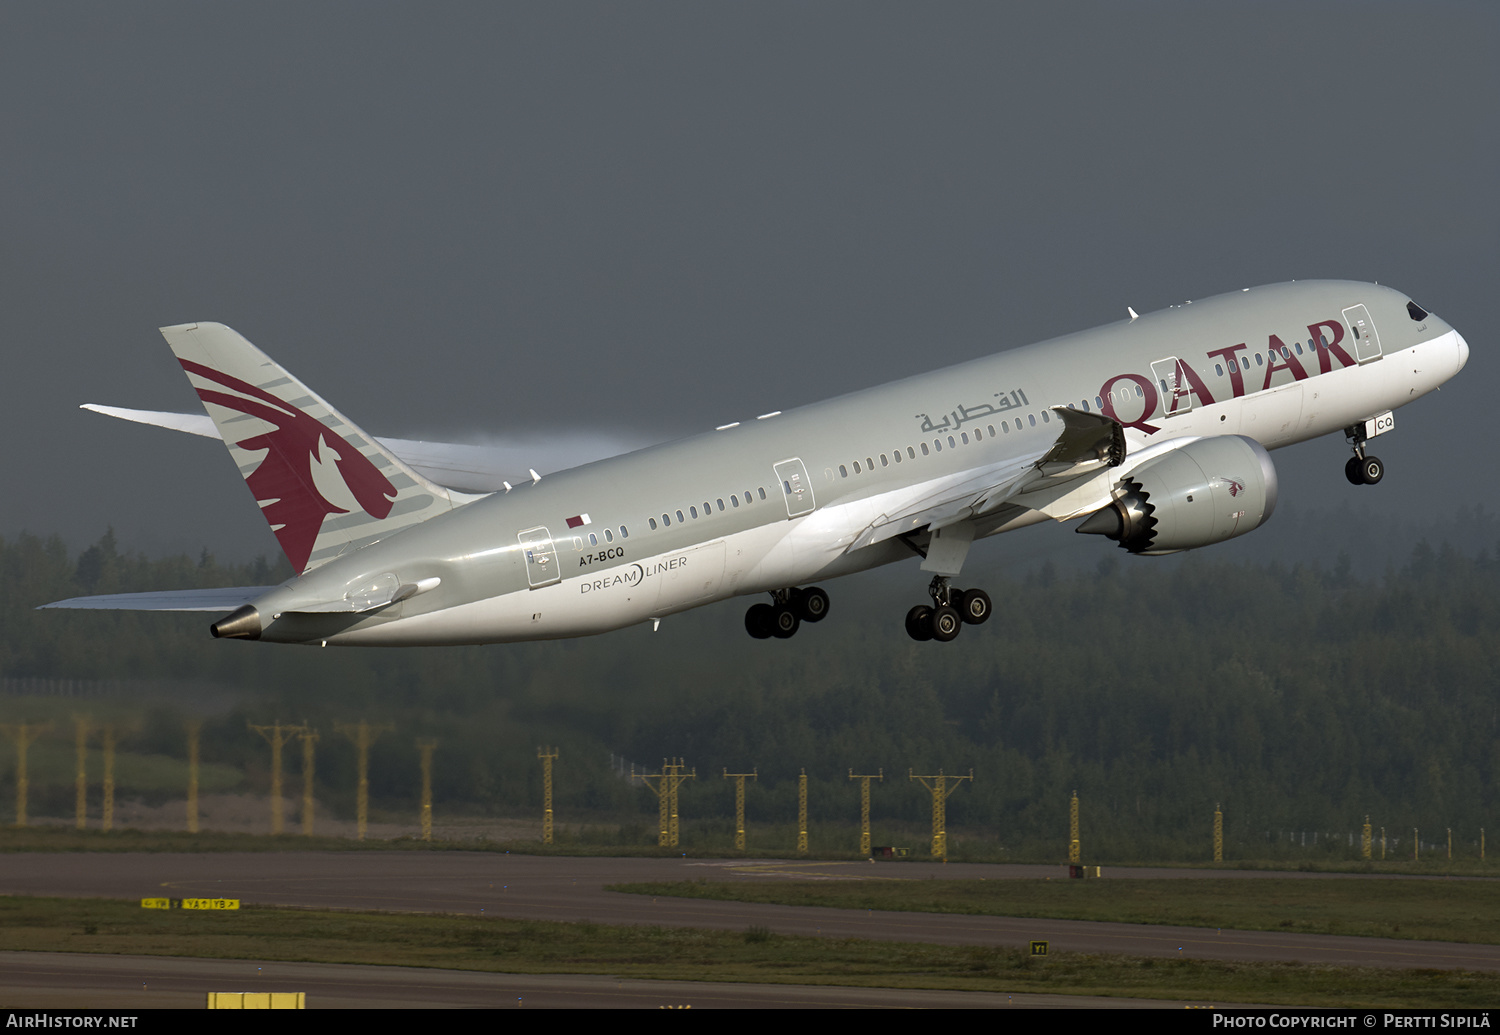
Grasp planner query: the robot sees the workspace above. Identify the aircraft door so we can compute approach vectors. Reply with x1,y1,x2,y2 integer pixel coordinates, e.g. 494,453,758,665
1343,305,1383,364
773,458,816,518
518,526,561,588
1150,357,1195,416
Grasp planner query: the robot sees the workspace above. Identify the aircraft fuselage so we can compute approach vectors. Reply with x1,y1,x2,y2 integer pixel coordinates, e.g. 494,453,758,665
242,280,1466,645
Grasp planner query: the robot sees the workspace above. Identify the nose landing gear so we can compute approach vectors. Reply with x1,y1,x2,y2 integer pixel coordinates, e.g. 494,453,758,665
1345,453,1384,486
905,576,990,642
1345,417,1388,485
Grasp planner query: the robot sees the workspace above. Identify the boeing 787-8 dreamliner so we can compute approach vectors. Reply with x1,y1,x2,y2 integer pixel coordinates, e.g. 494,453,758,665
44,281,1468,646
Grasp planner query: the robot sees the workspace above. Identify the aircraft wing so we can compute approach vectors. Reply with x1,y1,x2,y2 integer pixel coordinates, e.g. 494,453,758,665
847,407,1125,550
38,587,277,612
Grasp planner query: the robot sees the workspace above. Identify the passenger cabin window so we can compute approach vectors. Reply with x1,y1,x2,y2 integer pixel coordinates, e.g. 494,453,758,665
649,517,657,530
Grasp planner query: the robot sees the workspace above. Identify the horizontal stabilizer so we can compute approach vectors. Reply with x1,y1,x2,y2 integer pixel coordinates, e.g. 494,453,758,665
82,404,217,439
38,587,276,612
80,404,644,495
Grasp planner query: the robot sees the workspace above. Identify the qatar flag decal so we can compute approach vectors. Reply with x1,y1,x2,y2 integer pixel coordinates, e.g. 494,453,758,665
565,514,591,529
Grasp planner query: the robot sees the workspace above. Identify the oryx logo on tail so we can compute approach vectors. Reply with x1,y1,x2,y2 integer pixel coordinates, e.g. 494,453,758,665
179,359,397,572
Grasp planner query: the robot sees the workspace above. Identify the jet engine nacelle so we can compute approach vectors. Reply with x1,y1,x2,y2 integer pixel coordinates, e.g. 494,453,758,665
1076,436,1278,555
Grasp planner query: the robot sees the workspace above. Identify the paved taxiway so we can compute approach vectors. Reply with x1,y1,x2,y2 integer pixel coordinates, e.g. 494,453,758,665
0,852,1492,1008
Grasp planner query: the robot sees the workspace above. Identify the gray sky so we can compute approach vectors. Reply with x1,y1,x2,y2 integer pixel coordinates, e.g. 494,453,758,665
2,3,1495,563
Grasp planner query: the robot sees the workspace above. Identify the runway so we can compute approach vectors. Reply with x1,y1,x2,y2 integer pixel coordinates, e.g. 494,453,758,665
1,852,1493,1008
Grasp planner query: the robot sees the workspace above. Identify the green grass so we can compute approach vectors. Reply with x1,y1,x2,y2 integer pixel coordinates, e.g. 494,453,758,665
611,878,1500,945
1,895,1496,1007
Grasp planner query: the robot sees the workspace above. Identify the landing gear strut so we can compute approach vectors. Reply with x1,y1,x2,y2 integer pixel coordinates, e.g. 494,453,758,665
905,576,991,642
745,586,829,639
1344,424,1384,486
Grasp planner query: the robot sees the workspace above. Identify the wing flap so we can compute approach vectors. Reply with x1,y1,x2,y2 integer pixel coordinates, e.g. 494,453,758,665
847,407,1126,551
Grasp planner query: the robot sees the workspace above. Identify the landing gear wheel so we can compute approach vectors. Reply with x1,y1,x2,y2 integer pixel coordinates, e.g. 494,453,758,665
797,586,830,623
745,603,774,639
931,605,962,641
905,605,934,641
1345,456,1364,485
771,605,800,639
956,588,991,625
1360,455,1384,485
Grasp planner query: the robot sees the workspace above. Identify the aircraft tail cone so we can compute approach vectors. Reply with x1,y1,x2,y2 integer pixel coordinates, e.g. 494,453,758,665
1076,506,1123,539
211,605,262,640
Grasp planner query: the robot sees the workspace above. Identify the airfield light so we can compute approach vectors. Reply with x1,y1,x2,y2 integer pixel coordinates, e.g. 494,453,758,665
908,768,973,862
1213,804,1223,863
1362,816,1372,860
186,720,201,833
722,769,757,851
250,722,307,835
335,722,392,841
73,716,90,830
797,770,809,856
1,722,49,827
421,740,439,842
300,727,319,836
632,759,694,847
536,747,557,844
1069,790,1080,865
848,769,883,856
101,724,116,832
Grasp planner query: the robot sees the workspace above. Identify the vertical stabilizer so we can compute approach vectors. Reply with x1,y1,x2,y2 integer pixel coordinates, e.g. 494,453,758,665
161,322,470,573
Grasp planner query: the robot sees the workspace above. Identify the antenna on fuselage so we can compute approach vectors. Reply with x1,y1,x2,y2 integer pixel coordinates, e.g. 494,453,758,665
1127,307,1139,320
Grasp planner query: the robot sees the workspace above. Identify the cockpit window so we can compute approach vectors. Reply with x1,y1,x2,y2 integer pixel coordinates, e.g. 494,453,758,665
1407,300,1428,321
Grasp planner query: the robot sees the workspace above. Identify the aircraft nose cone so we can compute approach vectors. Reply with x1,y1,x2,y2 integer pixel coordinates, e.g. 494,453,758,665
1455,330,1470,373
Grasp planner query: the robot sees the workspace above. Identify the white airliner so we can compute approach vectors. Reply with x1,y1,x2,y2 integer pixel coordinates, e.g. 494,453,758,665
43,281,1468,645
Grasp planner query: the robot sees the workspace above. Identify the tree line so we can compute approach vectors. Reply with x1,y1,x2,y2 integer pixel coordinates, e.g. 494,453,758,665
0,525,1495,859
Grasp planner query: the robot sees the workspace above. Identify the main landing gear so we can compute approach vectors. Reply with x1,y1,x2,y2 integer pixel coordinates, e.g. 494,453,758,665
745,586,829,639
905,576,990,642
